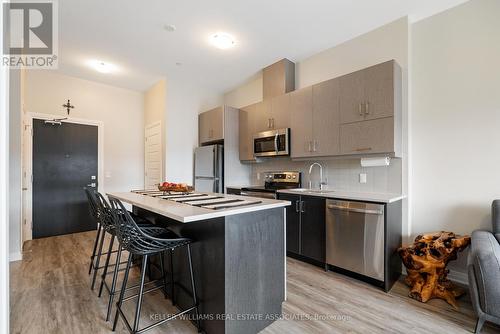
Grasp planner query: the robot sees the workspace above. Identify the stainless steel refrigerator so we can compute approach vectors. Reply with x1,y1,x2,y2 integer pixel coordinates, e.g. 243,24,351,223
194,144,223,193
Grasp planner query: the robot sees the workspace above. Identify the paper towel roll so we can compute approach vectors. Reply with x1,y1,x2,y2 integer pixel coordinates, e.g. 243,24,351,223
360,157,390,167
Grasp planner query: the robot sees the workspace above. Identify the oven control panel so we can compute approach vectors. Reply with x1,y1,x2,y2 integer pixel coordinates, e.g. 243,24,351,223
264,171,301,184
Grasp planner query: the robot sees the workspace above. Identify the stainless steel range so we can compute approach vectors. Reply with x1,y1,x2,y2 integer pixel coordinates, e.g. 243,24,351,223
241,171,301,199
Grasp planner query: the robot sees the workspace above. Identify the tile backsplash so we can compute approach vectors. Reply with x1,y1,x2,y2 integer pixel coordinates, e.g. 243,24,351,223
250,157,402,194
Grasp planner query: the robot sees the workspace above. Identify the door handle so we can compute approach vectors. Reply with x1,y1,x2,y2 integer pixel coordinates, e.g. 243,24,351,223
274,133,279,153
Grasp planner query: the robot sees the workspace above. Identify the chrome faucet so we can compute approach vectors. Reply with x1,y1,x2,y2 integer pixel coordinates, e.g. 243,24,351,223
308,162,327,190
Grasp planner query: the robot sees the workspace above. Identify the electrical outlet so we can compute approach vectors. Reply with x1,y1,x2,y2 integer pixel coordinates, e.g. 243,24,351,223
359,173,367,184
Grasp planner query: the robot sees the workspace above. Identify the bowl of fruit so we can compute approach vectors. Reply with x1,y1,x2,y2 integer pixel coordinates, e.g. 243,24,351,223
158,182,194,193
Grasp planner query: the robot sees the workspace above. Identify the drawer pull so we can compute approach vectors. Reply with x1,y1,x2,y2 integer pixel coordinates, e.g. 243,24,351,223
355,147,372,152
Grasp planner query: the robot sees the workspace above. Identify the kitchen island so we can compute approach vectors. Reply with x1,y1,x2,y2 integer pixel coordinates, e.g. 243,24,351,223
108,191,290,334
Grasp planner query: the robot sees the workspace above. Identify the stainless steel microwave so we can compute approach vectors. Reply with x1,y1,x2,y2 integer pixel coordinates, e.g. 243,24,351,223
253,128,290,157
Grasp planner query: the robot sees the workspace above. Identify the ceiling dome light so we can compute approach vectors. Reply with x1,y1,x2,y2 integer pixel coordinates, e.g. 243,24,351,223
209,32,236,50
88,60,117,74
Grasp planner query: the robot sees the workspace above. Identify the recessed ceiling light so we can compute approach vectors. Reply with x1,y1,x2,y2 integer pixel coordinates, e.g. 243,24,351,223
164,24,176,32
209,32,236,50
88,60,117,74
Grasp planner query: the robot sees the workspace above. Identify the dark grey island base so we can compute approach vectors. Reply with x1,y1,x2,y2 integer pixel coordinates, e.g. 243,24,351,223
133,206,285,334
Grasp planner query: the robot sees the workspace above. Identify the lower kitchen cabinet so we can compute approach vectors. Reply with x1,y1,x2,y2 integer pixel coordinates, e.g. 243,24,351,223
278,193,325,264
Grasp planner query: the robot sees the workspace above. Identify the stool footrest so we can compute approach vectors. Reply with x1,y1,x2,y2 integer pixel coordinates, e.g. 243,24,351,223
116,302,197,334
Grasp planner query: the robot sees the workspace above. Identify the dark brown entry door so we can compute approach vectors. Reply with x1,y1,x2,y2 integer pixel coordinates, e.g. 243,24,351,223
32,119,98,238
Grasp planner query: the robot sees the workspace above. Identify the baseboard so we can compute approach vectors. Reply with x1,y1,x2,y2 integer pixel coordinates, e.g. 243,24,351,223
401,267,468,286
9,252,22,262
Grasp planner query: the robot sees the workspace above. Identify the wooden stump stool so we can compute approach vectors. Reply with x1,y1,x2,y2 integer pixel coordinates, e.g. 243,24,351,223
398,231,470,309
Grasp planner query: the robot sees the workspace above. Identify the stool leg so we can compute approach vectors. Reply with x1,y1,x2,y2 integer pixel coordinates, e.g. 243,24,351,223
106,245,122,321
99,234,115,297
170,249,175,306
159,252,168,299
187,245,201,332
91,229,107,290
133,254,149,333
89,225,102,275
113,252,133,332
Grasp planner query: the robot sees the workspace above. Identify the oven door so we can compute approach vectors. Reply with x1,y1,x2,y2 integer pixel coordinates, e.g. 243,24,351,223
253,128,290,157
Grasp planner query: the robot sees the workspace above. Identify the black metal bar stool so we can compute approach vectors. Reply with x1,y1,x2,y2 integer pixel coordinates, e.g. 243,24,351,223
95,192,164,322
87,189,152,291
108,196,201,334
85,188,103,276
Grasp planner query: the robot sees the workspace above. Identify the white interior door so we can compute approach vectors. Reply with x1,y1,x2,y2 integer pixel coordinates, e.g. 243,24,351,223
145,122,162,189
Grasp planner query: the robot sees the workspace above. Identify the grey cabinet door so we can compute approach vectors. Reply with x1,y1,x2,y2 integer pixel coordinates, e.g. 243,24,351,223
364,60,395,121
198,111,210,144
270,93,290,129
208,106,224,141
239,104,257,161
290,86,313,158
199,107,224,144
254,100,272,133
311,78,340,157
339,69,365,124
340,117,394,155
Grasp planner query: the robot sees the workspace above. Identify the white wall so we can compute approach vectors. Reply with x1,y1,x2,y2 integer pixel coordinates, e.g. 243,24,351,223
164,78,222,183
9,70,22,261
24,71,145,193
411,0,500,273
224,17,409,236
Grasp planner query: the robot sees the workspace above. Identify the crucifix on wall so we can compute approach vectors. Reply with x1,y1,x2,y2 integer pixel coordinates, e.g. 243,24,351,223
62,99,75,115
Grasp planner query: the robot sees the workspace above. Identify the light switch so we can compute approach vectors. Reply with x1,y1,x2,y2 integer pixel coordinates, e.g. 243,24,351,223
359,173,367,184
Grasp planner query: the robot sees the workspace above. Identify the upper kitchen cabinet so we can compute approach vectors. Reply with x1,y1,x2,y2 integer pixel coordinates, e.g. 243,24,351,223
311,78,340,157
254,94,291,132
290,86,313,158
290,79,341,158
340,117,397,155
199,106,224,145
270,93,290,129
339,60,401,124
262,58,295,99
253,100,272,133
239,103,258,162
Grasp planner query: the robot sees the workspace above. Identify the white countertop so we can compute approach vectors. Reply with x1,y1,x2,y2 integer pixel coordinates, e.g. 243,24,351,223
277,189,405,203
107,191,290,223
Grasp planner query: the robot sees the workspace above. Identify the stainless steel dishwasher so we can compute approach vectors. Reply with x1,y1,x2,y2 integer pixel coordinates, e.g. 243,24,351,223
326,199,385,281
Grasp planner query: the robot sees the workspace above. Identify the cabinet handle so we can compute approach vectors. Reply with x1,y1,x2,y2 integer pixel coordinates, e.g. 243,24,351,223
295,200,300,213
271,118,275,129
300,201,306,213
307,141,312,152
358,103,363,116
313,140,318,152
365,102,370,115
267,119,271,129
355,147,372,152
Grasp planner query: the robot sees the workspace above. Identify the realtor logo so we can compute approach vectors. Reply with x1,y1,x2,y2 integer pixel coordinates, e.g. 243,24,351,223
2,0,58,68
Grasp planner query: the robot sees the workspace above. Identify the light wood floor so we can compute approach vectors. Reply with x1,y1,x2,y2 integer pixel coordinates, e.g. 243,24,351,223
9,231,500,334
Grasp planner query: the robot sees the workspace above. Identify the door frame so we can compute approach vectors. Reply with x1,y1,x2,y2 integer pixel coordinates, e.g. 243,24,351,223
23,112,104,242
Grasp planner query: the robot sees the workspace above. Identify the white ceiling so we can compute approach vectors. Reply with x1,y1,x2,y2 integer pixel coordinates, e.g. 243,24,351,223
56,0,469,93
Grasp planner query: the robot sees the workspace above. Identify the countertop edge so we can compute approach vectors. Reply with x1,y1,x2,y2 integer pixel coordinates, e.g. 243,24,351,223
276,189,406,204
